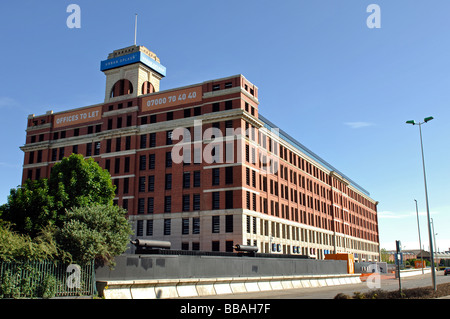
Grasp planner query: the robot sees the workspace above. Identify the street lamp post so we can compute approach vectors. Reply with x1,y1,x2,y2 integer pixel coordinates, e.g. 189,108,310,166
414,199,424,274
406,116,436,291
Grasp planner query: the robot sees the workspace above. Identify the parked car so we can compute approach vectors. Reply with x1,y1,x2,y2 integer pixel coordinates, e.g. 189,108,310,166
444,267,450,276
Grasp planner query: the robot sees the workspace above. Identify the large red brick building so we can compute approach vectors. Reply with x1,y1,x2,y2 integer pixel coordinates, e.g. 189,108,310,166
20,44,380,261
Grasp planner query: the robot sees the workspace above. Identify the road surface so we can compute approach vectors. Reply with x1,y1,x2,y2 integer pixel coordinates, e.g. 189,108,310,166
183,271,450,299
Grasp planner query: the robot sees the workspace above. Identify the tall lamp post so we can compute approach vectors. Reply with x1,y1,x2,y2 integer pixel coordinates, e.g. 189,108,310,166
406,116,436,291
414,199,424,274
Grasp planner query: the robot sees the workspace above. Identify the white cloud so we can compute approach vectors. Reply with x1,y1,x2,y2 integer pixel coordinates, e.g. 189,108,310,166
344,121,375,129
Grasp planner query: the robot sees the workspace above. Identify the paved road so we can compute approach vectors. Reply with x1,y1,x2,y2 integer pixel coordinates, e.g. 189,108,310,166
184,271,450,299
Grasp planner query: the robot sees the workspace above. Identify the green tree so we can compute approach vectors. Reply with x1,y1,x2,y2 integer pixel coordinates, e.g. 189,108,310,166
0,179,61,237
49,154,115,215
57,204,132,267
1,154,116,236
0,222,69,262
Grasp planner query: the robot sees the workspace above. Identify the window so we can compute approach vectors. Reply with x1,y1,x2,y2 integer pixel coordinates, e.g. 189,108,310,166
107,119,113,130
106,139,112,153
136,220,143,236
183,172,190,188
194,107,201,116
212,216,220,233
182,218,189,235
123,178,129,194
74,128,79,136
212,103,220,112
165,152,172,167
105,159,110,172
140,134,147,149
184,108,191,118
212,84,220,91
225,190,233,209
125,136,131,150
165,174,172,190
59,147,64,160
114,137,121,152
149,133,156,147
146,220,153,236
29,151,34,164
126,115,132,127
94,142,100,156
225,215,233,233
212,192,220,210
164,219,171,235
193,171,201,187
246,191,251,210
148,154,155,169
225,100,232,110
122,199,128,211
164,196,171,213
193,194,200,210
72,145,78,154
117,117,122,128
150,115,156,123
147,197,154,214
138,198,145,214
182,195,190,212
212,241,220,251
148,175,155,192
86,143,92,157
166,131,172,145
167,112,173,121
139,177,146,192
51,148,57,161
114,158,120,174
124,157,130,172
225,241,234,252
139,155,146,170
212,168,220,185
192,218,200,234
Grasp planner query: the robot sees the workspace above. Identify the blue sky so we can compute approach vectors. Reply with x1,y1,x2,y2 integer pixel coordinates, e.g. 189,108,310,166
0,0,449,252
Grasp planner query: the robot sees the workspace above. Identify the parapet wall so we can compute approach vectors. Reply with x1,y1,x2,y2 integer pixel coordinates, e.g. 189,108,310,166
95,254,357,298
95,254,348,281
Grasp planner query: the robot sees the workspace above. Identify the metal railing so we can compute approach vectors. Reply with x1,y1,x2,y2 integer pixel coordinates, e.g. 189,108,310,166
0,260,95,298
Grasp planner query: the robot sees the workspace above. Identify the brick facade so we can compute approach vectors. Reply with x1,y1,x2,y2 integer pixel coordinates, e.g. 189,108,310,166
20,45,380,261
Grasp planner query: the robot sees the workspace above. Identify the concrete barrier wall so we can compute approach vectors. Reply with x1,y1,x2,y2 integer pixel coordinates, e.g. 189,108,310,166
95,254,348,282
97,274,363,299
95,254,355,299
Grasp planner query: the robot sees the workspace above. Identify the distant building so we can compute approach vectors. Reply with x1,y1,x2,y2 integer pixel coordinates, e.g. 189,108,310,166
20,44,380,261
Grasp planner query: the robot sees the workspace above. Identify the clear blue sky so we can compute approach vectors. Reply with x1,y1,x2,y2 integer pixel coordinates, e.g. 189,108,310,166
1,0,449,252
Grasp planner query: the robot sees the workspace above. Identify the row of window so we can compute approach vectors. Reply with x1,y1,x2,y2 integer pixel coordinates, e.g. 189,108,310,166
245,215,379,254
136,215,234,237
134,190,234,214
